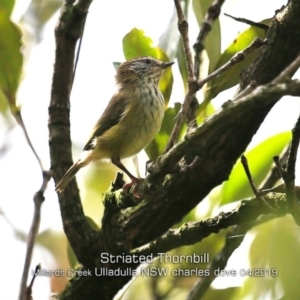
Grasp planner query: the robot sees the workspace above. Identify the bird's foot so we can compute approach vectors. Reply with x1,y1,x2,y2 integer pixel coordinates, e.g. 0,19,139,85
123,178,144,199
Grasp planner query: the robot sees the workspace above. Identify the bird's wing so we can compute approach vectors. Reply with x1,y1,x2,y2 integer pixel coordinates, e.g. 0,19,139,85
83,93,127,151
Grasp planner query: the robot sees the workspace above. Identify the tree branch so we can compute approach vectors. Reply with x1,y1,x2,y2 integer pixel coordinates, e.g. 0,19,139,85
19,171,52,300
199,38,266,89
193,0,226,79
260,147,289,190
224,13,269,31
132,192,286,256
165,0,198,153
274,113,300,224
48,0,98,266
150,79,300,180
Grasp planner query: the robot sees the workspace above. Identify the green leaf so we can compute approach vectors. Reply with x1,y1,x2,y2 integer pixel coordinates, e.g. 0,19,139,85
0,0,15,16
192,0,221,74
203,287,240,300
196,101,215,124
122,28,174,105
123,28,159,60
204,23,268,102
219,132,291,205
145,103,181,160
0,14,23,111
158,52,174,105
242,216,300,300
0,88,9,114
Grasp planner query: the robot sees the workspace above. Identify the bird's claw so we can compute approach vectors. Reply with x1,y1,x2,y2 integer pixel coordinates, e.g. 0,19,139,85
123,178,144,199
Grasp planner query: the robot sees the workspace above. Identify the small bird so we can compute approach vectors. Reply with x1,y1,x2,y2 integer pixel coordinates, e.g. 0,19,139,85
55,56,174,193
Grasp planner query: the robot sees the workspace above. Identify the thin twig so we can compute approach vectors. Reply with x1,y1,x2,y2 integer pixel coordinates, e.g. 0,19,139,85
241,155,278,213
10,24,56,300
7,72,51,300
14,111,43,170
71,15,87,90
273,114,300,225
26,264,41,299
234,53,300,102
165,37,266,153
224,13,269,31
260,147,289,190
194,0,225,79
199,37,266,89
273,156,285,175
8,60,54,300
19,171,52,300
174,0,195,82
189,0,225,124
286,116,300,184
273,54,300,84
240,155,260,195
164,0,198,153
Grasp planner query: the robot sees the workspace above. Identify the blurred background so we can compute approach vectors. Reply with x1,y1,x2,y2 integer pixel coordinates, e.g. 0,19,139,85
1,0,300,299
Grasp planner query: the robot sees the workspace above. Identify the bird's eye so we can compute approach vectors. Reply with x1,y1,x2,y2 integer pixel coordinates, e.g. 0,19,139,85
145,58,151,64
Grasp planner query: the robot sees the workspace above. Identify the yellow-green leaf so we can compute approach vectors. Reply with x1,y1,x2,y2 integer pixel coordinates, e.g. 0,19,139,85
122,28,174,105
203,287,240,300
0,14,23,110
0,0,15,16
196,101,215,124
204,23,269,102
243,217,300,300
0,88,9,114
219,132,291,205
123,28,158,60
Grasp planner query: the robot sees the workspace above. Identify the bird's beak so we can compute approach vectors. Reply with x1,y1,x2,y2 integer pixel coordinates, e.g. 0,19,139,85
161,61,175,69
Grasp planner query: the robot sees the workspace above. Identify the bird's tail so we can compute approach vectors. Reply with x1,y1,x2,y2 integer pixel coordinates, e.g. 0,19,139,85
55,161,82,193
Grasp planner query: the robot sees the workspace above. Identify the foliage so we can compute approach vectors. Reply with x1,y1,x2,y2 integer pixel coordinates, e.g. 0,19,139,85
0,8,23,114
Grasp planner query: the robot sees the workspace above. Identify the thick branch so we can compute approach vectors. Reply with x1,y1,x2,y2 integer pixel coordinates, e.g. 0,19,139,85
117,79,300,249
132,192,286,256
239,1,300,91
48,0,98,266
151,79,300,178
